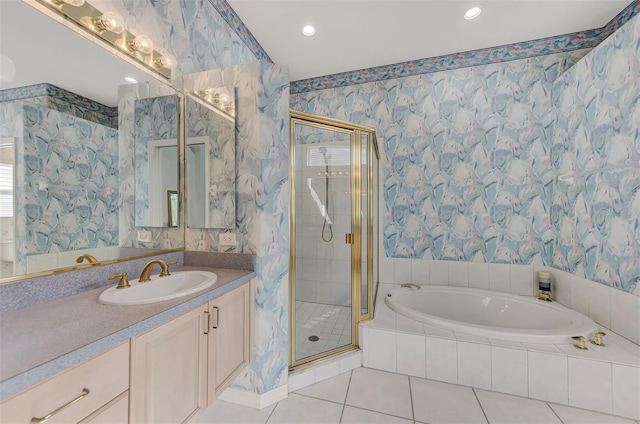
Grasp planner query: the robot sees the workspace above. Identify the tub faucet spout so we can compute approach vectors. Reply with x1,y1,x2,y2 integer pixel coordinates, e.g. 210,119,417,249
400,283,421,290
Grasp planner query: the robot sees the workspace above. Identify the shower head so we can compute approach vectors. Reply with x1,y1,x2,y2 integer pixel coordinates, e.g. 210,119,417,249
318,146,330,164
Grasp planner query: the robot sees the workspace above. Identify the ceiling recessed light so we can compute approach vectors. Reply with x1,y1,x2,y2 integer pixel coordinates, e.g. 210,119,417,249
302,25,315,36
464,6,482,20
124,77,137,84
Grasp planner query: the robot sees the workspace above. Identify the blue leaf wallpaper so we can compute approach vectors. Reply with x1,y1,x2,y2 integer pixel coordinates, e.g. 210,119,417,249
133,94,179,227
292,50,588,266
17,103,119,274
552,14,640,294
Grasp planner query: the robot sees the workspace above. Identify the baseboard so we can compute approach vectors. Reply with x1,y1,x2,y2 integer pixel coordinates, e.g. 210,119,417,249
217,384,288,409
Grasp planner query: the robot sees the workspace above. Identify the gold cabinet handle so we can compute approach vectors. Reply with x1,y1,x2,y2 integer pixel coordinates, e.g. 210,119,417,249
31,388,90,423
204,311,211,335
212,306,219,329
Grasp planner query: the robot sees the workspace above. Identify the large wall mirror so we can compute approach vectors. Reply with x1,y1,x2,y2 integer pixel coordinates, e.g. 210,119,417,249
134,94,180,228
0,0,183,281
185,87,236,229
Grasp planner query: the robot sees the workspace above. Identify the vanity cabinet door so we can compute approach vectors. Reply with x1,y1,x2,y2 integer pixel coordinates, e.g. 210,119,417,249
207,282,251,403
130,306,207,424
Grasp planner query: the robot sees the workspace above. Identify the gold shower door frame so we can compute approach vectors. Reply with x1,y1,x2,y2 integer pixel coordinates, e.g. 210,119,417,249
289,110,379,370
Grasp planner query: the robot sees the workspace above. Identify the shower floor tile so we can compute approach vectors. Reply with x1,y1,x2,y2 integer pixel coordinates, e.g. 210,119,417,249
295,301,352,360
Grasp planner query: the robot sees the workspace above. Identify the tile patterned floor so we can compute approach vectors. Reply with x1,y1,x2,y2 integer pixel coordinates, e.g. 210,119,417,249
295,301,352,360
197,367,639,424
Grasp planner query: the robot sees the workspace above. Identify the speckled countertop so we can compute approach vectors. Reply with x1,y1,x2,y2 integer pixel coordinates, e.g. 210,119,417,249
0,267,255,400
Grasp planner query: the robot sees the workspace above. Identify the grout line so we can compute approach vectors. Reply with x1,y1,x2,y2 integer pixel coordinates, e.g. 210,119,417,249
339,403,346,423
264,400,279,424
472,388,490,424
343,404,417,422
547,402,566,424
343,370,353,404
408,375,416,422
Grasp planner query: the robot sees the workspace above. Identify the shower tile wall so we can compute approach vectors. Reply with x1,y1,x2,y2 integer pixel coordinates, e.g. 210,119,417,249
295,146,352,307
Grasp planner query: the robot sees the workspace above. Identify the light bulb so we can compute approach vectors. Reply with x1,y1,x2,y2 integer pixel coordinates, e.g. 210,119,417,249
154,54,177,69
464,6,482,20
81,11,124,34
302,25,315,36
128,35,154,54
51,0,85,6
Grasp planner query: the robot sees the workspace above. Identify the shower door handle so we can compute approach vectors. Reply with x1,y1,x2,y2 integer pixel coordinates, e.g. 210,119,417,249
345,233,354,244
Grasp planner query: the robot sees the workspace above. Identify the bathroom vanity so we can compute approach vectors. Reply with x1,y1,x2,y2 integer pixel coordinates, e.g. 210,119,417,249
0,267,254,423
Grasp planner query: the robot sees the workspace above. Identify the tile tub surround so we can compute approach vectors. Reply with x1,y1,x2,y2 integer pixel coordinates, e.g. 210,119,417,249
360,292,640,420
377,258,640,345
0,267,254,400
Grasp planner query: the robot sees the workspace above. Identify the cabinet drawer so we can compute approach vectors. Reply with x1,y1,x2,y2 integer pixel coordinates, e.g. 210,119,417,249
1,342,129,424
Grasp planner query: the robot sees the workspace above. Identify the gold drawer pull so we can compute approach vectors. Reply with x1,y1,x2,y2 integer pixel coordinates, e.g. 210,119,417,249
31,388,90,423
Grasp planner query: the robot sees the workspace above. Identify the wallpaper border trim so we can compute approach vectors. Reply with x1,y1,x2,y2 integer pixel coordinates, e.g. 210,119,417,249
0,83,117,118
290,1,640,94
208,0,273,63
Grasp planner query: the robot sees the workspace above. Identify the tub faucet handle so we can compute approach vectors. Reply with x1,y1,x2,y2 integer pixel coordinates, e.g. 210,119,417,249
590,331,606,347
571,336,588,350
400,283,421,290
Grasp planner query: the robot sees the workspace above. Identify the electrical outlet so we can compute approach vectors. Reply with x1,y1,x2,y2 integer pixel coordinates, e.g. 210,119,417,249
219,233,236,246
137,230,152,243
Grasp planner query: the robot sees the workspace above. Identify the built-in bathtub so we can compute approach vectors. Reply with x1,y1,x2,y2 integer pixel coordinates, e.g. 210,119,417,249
385,286,597,344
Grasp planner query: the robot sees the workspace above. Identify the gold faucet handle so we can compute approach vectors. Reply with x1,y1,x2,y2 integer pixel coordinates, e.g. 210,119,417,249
160,260,178,277
571,336,588,350
591,331,606,347
108,272,130,289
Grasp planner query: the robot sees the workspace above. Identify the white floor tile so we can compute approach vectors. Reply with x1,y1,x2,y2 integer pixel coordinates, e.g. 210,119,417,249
295,371,351,404
410,377,487,424
475,390,562,424
267,393,343,424
549,403,638,424
196,400,275,424
340,406,413,424
346,368,413,419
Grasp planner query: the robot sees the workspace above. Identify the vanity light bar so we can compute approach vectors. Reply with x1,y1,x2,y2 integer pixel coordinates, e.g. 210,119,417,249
191,90,236,119
35,0,176,79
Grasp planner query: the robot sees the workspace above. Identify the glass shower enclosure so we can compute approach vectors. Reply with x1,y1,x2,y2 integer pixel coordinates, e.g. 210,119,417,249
289,110,379,368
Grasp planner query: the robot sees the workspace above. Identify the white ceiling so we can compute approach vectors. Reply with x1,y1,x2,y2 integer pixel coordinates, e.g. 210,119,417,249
0,0,150,107
227,0,632,81
0,1,632,106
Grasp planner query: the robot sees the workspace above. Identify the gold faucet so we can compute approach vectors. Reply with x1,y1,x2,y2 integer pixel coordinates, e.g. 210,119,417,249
591,331,606,347
76,254,99,264
400,283,421,290
138,260,177,282
572,336,588,350
108,272,130,289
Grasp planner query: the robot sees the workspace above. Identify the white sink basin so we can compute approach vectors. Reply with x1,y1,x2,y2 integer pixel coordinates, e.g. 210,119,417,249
99,271,217,305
